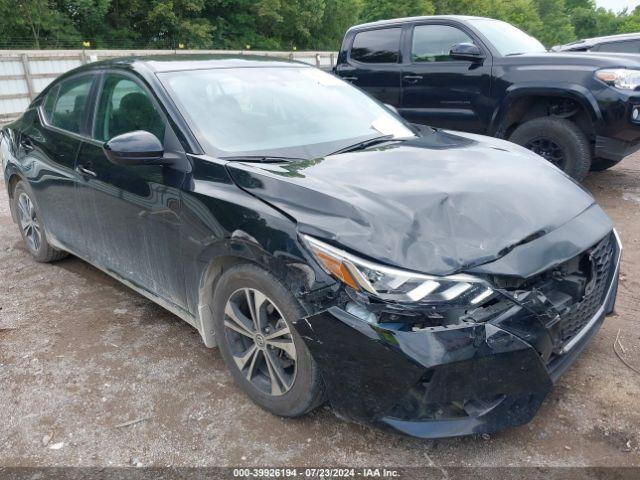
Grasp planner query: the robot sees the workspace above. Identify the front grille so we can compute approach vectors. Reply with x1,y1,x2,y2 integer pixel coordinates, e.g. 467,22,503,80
495,231,618,355
555,233,616,345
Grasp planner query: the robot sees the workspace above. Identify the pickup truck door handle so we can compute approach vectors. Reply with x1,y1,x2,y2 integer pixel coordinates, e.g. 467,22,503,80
76,165,97,177
342,76,358,82
403,74,423,84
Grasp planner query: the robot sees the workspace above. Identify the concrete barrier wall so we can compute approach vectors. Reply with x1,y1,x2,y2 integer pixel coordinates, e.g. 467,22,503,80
0,49,338,125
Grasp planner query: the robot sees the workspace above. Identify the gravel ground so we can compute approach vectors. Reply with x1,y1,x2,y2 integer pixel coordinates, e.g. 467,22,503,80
1,155,639,469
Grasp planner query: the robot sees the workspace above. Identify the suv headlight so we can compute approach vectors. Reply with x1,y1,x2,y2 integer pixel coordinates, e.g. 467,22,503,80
303,235,494,305
595,68,640,90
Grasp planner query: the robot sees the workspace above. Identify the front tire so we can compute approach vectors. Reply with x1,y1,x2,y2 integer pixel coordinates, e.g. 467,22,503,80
12,181,68,263
509,117,592,181
213,263,324,417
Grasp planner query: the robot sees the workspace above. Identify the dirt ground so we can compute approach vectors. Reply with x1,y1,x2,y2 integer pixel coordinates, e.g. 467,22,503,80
0,154,639,469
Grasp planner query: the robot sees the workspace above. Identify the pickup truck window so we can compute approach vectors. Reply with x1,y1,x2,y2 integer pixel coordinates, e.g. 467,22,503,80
467,18,545,56
412,25,474,62
351,28,401,63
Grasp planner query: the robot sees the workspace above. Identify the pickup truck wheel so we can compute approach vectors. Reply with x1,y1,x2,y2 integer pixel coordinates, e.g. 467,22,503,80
509,117,591,181
590,158,621,172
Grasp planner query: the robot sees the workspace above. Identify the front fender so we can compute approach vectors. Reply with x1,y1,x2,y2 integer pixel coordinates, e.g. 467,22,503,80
489,84,602,137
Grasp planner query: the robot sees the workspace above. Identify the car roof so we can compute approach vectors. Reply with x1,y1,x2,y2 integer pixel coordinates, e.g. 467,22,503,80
347,15,491,31
558,32,640,50
73,54,309,74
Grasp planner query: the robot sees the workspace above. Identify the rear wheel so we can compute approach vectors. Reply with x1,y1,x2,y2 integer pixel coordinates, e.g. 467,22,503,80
213,263,324,417
509,117,592,181
12,181,67,263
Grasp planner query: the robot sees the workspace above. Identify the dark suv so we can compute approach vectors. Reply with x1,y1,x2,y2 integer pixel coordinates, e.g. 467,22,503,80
336,15,640,179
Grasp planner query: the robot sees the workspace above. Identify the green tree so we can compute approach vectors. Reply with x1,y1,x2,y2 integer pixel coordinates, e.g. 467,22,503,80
489,0,543,39
312,0,364,49
360,0,434,23
55,0,112,42
146,0,215,48
532,0,575,46
2,0,81,48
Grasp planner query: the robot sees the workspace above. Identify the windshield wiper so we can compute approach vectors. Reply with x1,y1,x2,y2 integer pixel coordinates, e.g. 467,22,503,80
329,134,398,156
220,155,305,163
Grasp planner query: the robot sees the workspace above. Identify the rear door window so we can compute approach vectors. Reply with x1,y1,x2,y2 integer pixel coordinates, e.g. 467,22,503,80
351,28,401,63
411,25,475,62
49,75,95,134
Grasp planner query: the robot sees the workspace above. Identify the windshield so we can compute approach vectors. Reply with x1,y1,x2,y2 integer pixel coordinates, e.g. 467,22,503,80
159,67,415,158
468,19,546,56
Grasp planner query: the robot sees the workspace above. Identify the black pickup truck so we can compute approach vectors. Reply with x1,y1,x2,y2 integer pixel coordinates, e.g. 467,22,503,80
335,15,640,180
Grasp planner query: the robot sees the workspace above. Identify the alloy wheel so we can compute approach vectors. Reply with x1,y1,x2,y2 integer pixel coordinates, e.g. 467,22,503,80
223,288,297,396
525,137,566,169
17,192,42,253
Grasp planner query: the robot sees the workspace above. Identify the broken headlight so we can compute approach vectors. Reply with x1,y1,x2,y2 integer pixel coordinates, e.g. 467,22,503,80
302,235,494,305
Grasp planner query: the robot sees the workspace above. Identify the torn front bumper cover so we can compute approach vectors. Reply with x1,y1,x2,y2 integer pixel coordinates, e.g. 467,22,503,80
294,232,621,439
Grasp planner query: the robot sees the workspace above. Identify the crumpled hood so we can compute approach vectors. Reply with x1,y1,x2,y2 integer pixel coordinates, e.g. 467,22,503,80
226,130,596,276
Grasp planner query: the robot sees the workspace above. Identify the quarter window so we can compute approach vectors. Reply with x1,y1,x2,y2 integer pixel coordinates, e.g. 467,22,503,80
42,84,60,123
411,25,475,62
49,76,94,134
94,74,165,142
351,28,401,63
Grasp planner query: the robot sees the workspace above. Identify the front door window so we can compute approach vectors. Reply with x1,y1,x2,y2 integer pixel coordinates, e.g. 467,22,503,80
94,75,165,142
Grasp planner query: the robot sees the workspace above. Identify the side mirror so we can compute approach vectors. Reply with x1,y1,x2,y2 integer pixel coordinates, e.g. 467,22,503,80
450,43,485,62
103,130,164,166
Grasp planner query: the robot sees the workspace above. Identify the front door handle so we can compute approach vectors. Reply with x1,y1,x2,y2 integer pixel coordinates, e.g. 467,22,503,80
403,74,423,84
77,165,97,177
20,138,34,151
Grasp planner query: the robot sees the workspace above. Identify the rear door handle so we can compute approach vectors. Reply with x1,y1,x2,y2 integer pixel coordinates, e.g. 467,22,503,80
403,74,423,84
76,165,97,177
342,76,358,82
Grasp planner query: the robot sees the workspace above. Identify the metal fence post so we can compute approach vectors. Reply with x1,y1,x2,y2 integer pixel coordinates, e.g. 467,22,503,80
20,53,36,101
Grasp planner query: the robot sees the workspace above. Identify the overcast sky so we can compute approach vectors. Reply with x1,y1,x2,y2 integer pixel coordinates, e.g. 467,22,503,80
595,0,640,12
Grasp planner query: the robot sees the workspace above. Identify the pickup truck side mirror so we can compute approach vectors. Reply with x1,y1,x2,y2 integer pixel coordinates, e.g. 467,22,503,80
103,130,165,166
450,43,485,62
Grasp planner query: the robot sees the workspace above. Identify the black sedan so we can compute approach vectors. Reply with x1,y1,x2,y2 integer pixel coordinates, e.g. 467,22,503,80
1,56,620,438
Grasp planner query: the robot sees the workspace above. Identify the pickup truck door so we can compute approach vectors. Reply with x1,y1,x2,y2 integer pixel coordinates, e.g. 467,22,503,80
335,27,403,106
400,23,492,133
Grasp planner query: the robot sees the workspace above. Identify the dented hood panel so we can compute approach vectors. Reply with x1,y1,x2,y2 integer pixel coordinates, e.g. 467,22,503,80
227,130,597,276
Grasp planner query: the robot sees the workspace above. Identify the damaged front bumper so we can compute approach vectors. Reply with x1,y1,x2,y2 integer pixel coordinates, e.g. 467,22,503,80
294,231,621,439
